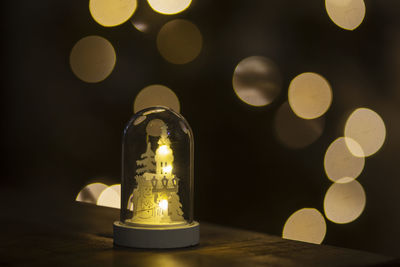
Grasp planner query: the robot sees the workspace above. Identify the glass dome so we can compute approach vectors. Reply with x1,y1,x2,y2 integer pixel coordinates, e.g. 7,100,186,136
114,106,199,248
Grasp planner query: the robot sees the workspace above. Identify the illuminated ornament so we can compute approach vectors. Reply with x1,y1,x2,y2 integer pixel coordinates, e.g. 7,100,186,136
114,106,199,248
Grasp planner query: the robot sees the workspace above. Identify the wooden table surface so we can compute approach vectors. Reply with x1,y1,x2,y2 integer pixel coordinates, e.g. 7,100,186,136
1,201,397,266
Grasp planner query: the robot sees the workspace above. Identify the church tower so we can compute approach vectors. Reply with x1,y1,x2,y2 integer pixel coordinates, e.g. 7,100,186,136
155,126,174,176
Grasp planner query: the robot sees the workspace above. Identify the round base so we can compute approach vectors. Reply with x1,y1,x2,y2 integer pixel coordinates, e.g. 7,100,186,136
113,221,199,248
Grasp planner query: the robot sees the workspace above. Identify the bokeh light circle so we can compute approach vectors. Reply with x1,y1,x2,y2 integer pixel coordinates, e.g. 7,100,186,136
70,36,116,83
232,56,281,107
275,102,324,149
324,137,365,183
97,184,121,209
282,208,326,244
76,182,108,204
345,108,386,157
288,72,332,119
157,19,202,64
325,0,366,31
134,84,181,113
147,0,191,15
89,0,137,27
324,180,366,224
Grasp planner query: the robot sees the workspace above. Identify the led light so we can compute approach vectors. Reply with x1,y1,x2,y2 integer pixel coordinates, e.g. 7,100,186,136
158,145,170,155
159,199,168,210
162,165,173,174
114,106,199,248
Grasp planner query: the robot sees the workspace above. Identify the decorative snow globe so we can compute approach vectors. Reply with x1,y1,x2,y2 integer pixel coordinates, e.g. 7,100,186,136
113,106,199,248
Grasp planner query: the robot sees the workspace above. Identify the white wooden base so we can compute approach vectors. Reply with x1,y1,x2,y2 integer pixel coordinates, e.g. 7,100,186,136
113,221,199,248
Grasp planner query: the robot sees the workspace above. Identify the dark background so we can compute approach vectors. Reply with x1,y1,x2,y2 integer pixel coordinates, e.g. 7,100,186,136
2,0,400,257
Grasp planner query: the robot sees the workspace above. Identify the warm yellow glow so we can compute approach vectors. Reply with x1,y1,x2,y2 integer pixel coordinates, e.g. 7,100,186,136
70,36,116,83
89,0,137,27
158,145,170,155
275,102,324,148
97,184,121,209
232,56,281,107
157,19,202,64
162,165,173,174
148,0,191,15
76,182,108,204
325,0,366,31
134,84,180,113
288,72,332,119
324,137,365,183
324,180,366,224
159,199,169,210
344,108,386,157
282,208,326,244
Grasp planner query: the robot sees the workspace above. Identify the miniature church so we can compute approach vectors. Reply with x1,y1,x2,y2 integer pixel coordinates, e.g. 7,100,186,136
128,125,184,225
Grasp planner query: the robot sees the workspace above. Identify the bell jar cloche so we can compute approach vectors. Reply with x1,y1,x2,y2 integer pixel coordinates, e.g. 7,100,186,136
113,106,199,248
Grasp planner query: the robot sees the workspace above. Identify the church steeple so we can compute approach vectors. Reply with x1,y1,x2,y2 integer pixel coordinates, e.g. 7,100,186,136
155,126,174,175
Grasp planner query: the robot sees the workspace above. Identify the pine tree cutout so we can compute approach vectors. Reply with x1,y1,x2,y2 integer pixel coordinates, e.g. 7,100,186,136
169,193,184,221
136,142,155,175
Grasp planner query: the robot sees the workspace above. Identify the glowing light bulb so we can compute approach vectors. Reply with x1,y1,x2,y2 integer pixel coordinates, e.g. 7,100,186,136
159,199,169,210
158,145,170,155
163,165,173,174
